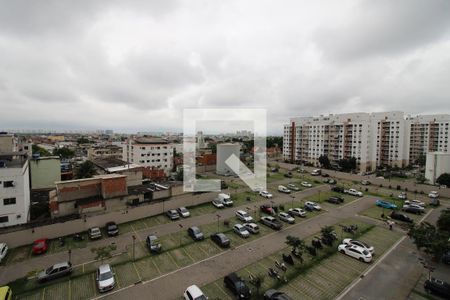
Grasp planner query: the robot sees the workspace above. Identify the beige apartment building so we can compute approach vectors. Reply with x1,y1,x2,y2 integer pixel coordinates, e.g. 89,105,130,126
283,112,450,172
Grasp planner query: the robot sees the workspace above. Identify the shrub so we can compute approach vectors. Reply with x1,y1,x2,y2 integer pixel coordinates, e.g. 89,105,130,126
396,185,401,190
279,204,285,211
380,184,383,187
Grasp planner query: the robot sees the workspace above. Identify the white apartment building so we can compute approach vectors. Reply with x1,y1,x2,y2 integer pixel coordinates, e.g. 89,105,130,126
283,112,449,172
122,137,174,175
0,154,30,227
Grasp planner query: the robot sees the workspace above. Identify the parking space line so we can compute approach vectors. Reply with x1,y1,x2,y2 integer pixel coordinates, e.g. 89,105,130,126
167,252,180,268
132,262,142,282
41,287,45,300
69,279,72,300
151,258,161,275
181,247,195,262
112,266,121,288
214,282,231,299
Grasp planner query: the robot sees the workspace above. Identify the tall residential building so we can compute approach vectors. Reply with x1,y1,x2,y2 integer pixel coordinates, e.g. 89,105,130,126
0,153,30,227
122,137,174,175
283,112,449,172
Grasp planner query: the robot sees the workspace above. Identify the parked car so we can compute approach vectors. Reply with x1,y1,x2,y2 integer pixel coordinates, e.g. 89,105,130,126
424,277,450,298
212,199,225,208
322,173,330,177
0,243,8,264
310,169,321,176
264,289,293,300
338,244,372,263
183,285,207,300
342,239,374,253
235,210,253,222
260,216,283,230
345,189,363,197
260,204,275,215
88,227,102,240
0,286,12,300
287,183,300,191
211,233,230,248
430,198,440,207
166,209,180,220
301,181,312,187
287,208,306,217
428,191,439,198
361,180,371,185
32,239,49,255
96,264,115,293
105,222,119,236
278,185,291,193
259,191,273,199
146,235,162,253
304,201,321,211
327,196,344,204
402,204,425,214
297,168,306,173
177,207,190,218
278,212,295,224
332,186,345,193
216,193,233,206
284,172,293,178
233,224,250,238
398,192,407,200
405,199,425,207
243,223,259,234
38,262,72,283
323,178,336,184
188,226,204,241
375,200,397,209
224,272,251,299
390,211,413,223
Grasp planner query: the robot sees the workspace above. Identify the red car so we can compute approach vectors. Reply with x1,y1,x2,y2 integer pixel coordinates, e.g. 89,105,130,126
260,204,275,215
32,238,49,255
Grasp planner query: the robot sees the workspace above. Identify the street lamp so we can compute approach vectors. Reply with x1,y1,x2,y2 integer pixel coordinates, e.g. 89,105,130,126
68,249,72,264
132,235,136,261
216,214,221,232
178,224,183,246
290,195,295,209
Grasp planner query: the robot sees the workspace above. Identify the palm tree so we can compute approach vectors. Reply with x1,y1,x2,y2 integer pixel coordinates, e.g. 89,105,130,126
286,235,306,263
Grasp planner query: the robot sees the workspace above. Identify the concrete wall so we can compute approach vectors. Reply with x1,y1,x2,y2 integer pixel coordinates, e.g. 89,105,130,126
425,152,450,184
29,157,61,190
0,191,216,247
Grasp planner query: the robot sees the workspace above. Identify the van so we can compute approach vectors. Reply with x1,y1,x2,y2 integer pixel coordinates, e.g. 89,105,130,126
278,185,291,194
215,193,233,207
0,286,12,300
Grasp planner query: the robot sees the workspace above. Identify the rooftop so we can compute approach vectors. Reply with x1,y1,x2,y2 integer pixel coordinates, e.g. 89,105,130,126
133,137,169,145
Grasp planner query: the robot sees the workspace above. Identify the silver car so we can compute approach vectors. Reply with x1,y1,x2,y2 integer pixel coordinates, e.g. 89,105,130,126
96,264,115,293
38,261,72,283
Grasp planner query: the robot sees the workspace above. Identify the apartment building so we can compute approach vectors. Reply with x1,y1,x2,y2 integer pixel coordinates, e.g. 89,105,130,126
0,153,30,227
87,144,123,160
283,112,448,172
122,137,174,175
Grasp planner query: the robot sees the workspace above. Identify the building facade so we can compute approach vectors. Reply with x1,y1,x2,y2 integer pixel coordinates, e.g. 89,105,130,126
29,156,61,190
87,145,123,160
283,112,449,172
122,138,174,175
425,152,450,184
0,154,30,227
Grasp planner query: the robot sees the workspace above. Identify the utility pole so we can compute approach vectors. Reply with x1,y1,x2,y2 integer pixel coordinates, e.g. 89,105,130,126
132,235,136,261
216,214,221,232
178,224,183,246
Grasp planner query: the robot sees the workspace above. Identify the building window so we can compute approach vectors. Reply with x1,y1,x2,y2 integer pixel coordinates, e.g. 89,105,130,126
3,181,14,188
0,216,8,223
3,198,16,205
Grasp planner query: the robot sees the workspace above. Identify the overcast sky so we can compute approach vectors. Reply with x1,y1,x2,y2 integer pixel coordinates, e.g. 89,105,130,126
1,0,450,134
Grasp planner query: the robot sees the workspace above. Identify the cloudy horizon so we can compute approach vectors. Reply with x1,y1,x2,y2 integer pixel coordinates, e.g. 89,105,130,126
1,0,450,135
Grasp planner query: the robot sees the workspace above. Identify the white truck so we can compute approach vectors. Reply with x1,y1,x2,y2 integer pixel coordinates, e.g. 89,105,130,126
344,188,363,197
215,193,233,207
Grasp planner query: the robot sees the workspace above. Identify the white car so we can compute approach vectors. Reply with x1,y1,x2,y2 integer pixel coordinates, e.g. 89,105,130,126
301,181,312,187
243,222,259,234
235,210,253,222
398,192,407,200
212,199,224,208
405,199,425,207
233,224,250,238
96,264,115,293
177,207,190,218
338,244,372,263
288,208,306,217
342,239,374,254
259,191,273,198
184,285,207,300
278,212,295,224
278,185,291,193
428,191,439,198
0,243,8,263
346,189,363,197
305,201,321,211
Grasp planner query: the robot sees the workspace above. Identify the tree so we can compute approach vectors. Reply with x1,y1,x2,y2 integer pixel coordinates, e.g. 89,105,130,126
408,222,449,261
437,209,450,234
415,154,426,167
91,244,117,263
436,173,450,187
318,155,331,169
285,235,306,263
175,168,183,181
416,174,427,184
75,161,97,179
77,137,91,144
53,147,75,159
32,144,51,157
267,136,283,148
338,157,357,172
